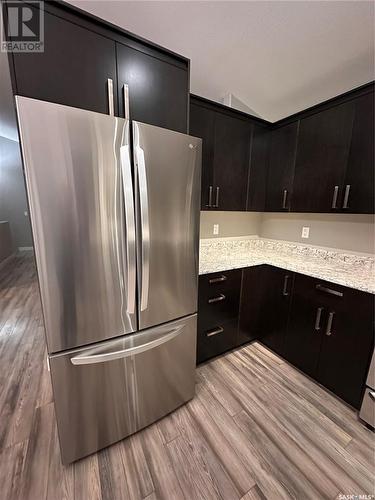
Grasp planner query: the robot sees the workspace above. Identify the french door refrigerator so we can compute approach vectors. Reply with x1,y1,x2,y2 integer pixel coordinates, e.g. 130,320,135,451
16,96,201,464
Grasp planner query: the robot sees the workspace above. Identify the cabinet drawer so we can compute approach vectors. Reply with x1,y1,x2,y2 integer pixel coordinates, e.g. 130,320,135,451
197,320,238,364
198,269,242,330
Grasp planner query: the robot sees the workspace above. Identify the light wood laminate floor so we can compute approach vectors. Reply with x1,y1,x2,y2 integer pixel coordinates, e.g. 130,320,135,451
0,254,374,500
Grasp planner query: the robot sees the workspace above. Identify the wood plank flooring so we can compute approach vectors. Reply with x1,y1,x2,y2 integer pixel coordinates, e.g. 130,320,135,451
0,254,374,500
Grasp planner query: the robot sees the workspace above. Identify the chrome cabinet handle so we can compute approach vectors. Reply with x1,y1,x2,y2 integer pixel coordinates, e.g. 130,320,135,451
316,284,343,298
107,78,114,116
134,123,150,312
208,294,226,304
213,186,220,208
206,326,224,337
369,391,375,401
325,311,335,336
209,275,227,284
282,275,290,296
206,186,213,208
123,84,130,120
331,185,339,209
71,324,184,365
342,184,351,209
315,307,324,331
120,123,136,314
282,189,288,209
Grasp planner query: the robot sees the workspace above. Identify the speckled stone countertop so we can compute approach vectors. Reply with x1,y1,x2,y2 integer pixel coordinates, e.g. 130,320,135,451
199,237,375,294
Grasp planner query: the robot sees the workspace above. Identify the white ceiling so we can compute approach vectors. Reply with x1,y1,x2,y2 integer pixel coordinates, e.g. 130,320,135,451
67,0,374,122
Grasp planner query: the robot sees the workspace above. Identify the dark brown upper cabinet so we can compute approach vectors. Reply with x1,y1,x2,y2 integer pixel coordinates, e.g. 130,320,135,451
116,43,188,133
6,2,189,132
10,7,118,115
343,91,374,213
212,112,252,211
189,97,253,211
265,122,299,211
189,101,215,209
291,101,355,213
247,123,269,211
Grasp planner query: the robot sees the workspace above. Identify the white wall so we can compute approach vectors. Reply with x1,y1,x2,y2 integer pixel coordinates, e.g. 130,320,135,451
200,211,261,239
0,136,33,250
200,210,375,254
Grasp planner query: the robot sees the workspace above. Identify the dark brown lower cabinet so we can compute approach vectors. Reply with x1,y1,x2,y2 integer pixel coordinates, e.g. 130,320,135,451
238,266,294,356
197,269,242,363
285,274,374,408
198,265,373,409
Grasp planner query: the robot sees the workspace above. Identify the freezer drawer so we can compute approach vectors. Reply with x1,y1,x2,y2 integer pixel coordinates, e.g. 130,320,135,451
50,314,197,464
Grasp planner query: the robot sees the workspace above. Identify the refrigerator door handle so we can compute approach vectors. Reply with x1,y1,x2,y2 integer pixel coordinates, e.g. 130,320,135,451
70,324,184,365
120,127,136,314
134,124,150,311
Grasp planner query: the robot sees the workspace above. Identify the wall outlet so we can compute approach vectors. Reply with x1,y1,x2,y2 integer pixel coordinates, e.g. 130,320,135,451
213,224,219,235
301,226,310,239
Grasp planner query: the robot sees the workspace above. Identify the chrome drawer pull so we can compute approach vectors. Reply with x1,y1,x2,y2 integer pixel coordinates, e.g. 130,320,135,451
369,391,375,401
206,326,224,337
342,184,351,209
325,311,335,336
209,275,227,284
315,307,324,331
206,186,213,208
208,294,226,304
331,185,339,209
213,186,220,208
316,284,343,297
282,275,290,296
282,189,288,209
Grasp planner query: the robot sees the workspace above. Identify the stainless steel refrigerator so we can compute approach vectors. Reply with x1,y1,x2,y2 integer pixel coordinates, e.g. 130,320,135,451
16,96,202,464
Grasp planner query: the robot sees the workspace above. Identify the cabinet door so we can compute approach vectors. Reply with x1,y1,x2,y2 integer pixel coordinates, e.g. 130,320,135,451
238,266,268,346
247,124,269,211
284,274,324,377
292,102,354,212
11,8,117,115
343,92,375,214
238,266,293,355
266,122,299,211
316,287,374,409
213,112,251,211
260,267,294,356
189,102,215,209
117,43,188,133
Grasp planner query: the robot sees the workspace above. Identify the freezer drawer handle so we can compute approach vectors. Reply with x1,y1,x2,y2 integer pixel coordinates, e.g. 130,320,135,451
120,126,136,314
206,326,224,337
208,294,226,304
134,123,150,311
316,284,343,297
209,275,227,284
71,324,184,365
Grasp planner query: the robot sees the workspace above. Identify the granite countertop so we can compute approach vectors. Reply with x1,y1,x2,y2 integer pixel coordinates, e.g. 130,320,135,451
199,237,375,294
